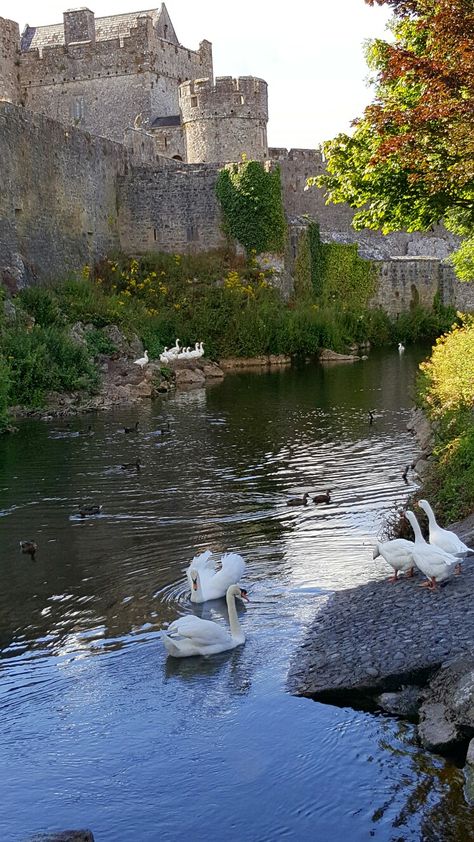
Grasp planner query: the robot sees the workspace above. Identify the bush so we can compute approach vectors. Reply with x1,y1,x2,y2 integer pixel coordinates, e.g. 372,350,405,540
4,325,98,407
18,286,63,327
0,354,11,431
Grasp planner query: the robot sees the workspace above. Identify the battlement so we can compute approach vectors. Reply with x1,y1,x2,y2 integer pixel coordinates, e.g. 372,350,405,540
179,76,268,123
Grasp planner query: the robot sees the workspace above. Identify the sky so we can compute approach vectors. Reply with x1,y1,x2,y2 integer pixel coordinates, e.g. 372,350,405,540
6,0,392,149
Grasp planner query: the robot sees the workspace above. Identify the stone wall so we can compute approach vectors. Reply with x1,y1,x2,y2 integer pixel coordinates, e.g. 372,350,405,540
272,148,459,261
441,264,474,313
0,17,20,104
18,14,213,144
0,101,128,284
370,258,442,315
180,77,268,164
119,161,226,255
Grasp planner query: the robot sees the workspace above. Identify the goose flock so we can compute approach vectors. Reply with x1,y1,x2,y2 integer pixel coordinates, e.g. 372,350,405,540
374,500,473,589
159,339,204,363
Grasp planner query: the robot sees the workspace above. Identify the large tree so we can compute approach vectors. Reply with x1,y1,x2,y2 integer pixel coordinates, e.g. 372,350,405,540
316,0,474,280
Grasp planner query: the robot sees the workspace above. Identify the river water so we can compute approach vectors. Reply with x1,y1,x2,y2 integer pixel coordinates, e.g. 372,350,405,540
1,348,473,841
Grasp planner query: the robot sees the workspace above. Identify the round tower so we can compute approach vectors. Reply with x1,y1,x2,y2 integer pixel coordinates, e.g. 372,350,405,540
179,76,268,164
0,17,20,103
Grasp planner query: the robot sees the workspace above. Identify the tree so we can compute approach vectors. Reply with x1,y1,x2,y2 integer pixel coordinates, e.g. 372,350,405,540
315,0,474,280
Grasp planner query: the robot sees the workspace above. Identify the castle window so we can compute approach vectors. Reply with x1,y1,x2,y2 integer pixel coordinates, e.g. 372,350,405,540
191,96,198,107
70,96,85,122
187,225,197,242
153,228,157,241
164,24,168,39
235,94,244,106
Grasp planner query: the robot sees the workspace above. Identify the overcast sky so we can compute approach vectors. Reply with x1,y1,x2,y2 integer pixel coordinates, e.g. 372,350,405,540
6,0,391,149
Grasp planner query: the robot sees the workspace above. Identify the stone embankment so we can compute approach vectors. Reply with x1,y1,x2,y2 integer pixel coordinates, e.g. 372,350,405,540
289,404,474,788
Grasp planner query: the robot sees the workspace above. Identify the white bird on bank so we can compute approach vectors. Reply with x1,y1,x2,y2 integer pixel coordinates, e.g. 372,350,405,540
159,347,170,363
167,339,181,357
418,499,473,574
398,342,405,353
161,583,249,657
186,550,246,603
373,538,416,582
404,510,458,589
133,349,149,368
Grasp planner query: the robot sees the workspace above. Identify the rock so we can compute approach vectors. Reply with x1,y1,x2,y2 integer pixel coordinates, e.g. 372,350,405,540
366,666,379,678
219,355,291,369
202,362,224,379
26,831,94,842
101,324,143,358
69,321,88,348
174,367,206,388
319,349,360,362
467,737,474,766
377,686,422,717
3,296,17,324
417,701,460,752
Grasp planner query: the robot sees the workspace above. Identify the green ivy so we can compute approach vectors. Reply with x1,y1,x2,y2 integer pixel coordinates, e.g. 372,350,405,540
216,161,287,255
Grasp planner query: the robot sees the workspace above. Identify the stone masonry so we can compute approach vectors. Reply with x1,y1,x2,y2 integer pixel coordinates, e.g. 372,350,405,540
0,5,472,311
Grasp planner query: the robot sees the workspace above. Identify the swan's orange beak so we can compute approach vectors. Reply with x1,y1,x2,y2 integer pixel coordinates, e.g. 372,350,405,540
192,577,198,591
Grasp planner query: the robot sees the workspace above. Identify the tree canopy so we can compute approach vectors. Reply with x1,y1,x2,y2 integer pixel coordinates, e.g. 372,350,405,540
316,0,474,280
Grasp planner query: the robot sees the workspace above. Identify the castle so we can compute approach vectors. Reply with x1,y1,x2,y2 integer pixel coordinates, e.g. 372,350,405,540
0,4,472,313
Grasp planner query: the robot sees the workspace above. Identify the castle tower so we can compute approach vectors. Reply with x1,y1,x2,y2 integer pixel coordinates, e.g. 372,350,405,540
0,17,20,103
179,76,268,164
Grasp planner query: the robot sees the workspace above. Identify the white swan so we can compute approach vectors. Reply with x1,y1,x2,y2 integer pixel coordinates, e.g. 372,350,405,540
418,499,473,573
167,339,181,357
186,550,246,603
133,349,149,368
404,510,458,589
398,342,405,353
373,539,416,582
161,584,249,657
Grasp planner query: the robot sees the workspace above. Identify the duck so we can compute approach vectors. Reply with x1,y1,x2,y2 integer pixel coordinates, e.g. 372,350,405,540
124,421,139,434
404,510,458,589
133,350,149,368
398,342,405,353
368,410,375,425
186,550,246,603
313,489,331,505
20,540,38,561
121,460,141,471
287,492,310,507
402,464,410,483
78,504,102,518
373,538,415,582
161,583,249,657
418,499,473,574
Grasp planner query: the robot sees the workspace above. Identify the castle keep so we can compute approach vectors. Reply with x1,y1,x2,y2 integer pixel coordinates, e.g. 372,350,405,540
0,4,472,312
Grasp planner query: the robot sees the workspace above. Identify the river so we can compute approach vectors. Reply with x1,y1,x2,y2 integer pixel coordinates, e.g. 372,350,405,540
1,348,472,841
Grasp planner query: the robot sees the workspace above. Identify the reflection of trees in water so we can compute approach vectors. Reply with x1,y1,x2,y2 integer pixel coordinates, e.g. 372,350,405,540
369,717,474,839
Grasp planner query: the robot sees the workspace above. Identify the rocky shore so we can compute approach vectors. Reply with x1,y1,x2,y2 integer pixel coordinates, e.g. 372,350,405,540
288,405,474,792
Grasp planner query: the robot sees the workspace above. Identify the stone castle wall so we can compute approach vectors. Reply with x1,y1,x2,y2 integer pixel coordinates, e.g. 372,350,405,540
119,162,225,254
180,77,268,163
18,13,213,143
0,101,128,283
0,17,20,103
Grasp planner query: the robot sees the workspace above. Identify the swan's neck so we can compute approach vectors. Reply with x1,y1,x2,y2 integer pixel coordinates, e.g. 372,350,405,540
226,590,244,641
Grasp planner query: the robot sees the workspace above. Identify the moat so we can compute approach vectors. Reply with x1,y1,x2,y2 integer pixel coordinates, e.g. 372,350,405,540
1,349,473,842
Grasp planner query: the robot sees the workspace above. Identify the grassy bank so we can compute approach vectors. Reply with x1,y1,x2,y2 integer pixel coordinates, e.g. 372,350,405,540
0,250,458,430
416,316,474,523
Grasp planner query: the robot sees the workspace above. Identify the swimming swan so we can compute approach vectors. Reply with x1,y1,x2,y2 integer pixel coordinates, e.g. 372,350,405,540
404,510,458,589
418,499,473,573
186,550,246,603
373,538,416,582
161,584,249,657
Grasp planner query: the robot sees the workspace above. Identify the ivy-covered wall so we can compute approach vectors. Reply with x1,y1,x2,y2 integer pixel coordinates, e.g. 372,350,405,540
294,222,377,307
216,160,287,255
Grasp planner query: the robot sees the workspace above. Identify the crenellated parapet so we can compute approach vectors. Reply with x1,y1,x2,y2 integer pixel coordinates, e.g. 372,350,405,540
0,17,21,104
179,76,268,163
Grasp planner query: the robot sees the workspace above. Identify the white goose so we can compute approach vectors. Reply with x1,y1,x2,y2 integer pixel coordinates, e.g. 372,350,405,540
159,347,170,363
186,550,246,603
133,349,149,368
398,342,405,353
373,538,416,582
161,584,249,657
418,499,473,573
167,339,181,357
404,510,458,589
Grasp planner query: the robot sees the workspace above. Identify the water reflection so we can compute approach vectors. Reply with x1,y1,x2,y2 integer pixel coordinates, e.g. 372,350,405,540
1,348,473,841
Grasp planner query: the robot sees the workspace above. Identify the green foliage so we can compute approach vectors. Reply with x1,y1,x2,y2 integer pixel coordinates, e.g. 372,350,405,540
416,317,474,522
3,326,98,407
0,354,11,431
85,328,117,357
17,286,63,327
216,161,287,254
293,230,313,300
318,242,377,309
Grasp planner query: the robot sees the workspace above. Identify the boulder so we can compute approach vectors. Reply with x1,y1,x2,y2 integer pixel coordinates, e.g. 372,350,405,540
418,657,474,752
319,349,360,362
377,686,422,717
174,367,206,388
26,831,94,842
